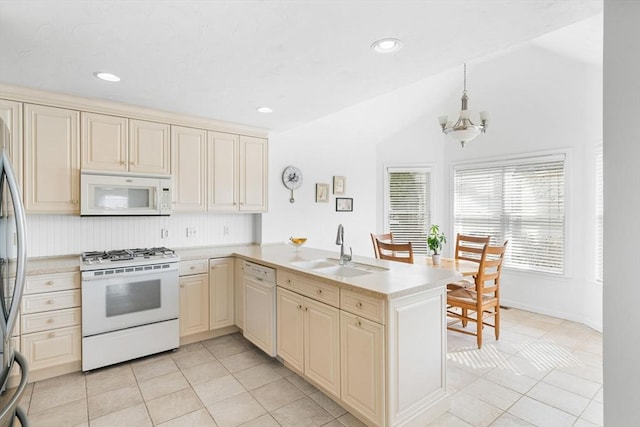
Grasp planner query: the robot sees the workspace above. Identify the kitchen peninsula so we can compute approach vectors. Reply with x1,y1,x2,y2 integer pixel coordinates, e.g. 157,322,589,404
230,244,460,427
23,243,459,427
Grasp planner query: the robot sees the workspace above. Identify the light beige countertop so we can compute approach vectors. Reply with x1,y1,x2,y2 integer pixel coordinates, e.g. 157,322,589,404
231,244,461,299
26,255,80,275
23,244,461,298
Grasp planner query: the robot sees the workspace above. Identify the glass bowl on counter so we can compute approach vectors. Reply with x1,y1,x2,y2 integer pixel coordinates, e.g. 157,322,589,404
289,237,307,252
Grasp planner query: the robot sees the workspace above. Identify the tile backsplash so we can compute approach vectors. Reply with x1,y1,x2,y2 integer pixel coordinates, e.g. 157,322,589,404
26,213,257,257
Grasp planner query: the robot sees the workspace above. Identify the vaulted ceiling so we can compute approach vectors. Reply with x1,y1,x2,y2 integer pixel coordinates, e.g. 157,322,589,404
0,0,602,133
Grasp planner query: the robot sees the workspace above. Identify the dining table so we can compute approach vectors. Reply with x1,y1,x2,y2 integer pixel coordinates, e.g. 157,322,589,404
416,256,479,277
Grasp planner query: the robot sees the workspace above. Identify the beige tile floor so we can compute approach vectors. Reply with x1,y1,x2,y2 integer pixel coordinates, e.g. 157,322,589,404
15,307,602,427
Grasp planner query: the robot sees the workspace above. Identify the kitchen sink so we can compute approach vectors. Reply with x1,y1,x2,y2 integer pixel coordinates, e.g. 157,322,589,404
291,258,338,270
291,258,388,278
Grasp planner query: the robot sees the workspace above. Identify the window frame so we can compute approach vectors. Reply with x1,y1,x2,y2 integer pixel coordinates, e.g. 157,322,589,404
451,151,570,277
383,164,434,256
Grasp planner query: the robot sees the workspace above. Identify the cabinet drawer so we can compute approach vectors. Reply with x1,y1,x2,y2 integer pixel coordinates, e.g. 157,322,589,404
278,271,339,308
22,307,81,334
21,326,81,371
22,290,81,314
180,259,209,276
341,288,386,324
25,272,80,295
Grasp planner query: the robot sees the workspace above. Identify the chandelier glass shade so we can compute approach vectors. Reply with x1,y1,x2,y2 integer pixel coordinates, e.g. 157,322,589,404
438,64,488,147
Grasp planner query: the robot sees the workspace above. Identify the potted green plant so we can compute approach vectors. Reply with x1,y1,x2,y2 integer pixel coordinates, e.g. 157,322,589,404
427,224,447,265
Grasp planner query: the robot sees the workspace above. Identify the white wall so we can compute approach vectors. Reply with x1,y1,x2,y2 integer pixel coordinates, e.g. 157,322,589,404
265,31,602,330
603,1,639,424
440,47,603,330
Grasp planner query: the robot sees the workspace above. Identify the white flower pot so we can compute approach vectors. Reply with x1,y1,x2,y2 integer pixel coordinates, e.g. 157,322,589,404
432,254,441,265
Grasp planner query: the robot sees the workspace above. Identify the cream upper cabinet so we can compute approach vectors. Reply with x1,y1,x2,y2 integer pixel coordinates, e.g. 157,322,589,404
208,132,267,212
341,311,385,427
129,119,171,175
81,112,128,172
171,125,207,211
209,258,235,330
239,135,267,212
0,99,23,187
179,273,210,337
81,114,170,175
208,131,238,211
24,104,80,213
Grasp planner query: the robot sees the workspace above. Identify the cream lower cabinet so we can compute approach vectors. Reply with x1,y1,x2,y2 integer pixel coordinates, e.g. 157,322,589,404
179,259,210,338
21,271,81,373
276,286,341,399
179,273,210,337
24,103,80,213
179,260,209,338
341,312,385,427
234,259,245,329
209,258,235,330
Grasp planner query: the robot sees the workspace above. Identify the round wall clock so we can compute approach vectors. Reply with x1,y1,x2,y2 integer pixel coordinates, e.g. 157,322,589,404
282,166,303,203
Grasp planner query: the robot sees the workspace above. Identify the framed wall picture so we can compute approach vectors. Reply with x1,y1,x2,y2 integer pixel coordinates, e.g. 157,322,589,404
336,197,353,212
333,176,346,195
315,183,329,202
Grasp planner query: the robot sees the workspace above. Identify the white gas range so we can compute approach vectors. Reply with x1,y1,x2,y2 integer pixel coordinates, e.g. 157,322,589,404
80,247,180,371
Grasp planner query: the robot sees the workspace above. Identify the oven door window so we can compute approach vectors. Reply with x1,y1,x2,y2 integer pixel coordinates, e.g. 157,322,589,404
105,279,161,317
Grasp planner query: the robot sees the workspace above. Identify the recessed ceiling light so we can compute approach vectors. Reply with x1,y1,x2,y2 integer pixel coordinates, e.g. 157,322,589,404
93,72,121,82
257,107,273,113
371,38,403,53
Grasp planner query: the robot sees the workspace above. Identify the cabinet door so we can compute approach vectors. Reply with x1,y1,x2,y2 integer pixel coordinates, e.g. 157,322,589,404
239,135,267,212
24,104,79,213
341,312,385,427
171,125,207,211
0,99,23,188
235,260,245,329
21,325,81,371
244,275,275,356
209,258,235,330
129,119,170,174
208,131,238,211
276,287,304,373
81,112,128,172
179,273,209,337
304,297,341,398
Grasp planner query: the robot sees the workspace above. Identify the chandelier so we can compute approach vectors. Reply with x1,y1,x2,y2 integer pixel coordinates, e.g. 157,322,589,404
438,64,488,147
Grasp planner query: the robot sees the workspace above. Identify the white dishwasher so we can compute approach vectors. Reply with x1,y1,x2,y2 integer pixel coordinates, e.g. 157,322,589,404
242,260,277,357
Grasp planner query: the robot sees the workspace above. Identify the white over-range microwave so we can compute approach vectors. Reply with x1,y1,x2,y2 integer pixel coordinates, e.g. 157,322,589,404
80,171,172,216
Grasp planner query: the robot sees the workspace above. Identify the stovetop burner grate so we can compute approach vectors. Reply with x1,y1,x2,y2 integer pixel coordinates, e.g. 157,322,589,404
81,247,177,265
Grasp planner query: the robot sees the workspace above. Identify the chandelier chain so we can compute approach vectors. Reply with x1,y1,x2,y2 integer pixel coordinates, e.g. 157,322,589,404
463,63,467,92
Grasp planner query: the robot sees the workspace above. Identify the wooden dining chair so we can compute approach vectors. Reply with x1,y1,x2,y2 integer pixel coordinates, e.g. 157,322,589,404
446,241,507,348
447,233,491,291
370,232,393,259
376,241,414,264
454,233,491,262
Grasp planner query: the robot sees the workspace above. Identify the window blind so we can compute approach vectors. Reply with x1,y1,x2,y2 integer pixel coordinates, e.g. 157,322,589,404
595,146,603,283
454,155,566,274
385,167,431,255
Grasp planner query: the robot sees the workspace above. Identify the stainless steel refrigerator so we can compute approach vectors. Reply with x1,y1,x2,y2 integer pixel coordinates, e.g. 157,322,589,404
0,150,28,426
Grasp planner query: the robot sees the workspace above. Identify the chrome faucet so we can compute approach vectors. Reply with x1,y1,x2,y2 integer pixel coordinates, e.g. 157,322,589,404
335,224,352,266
